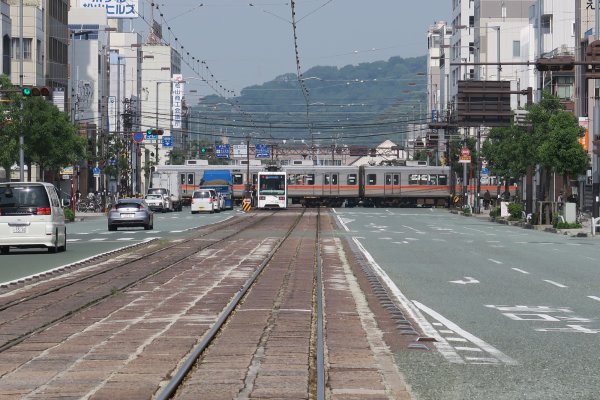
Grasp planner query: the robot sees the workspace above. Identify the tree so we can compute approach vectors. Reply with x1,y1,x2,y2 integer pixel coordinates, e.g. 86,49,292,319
20,97,86,181
537,111,588,194
0,76,22,180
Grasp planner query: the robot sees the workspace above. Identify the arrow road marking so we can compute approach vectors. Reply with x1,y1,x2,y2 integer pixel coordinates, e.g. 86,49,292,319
450,277,480,285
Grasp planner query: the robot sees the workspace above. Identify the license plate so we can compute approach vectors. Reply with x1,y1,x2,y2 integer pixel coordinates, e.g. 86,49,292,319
11,226,27,233
121,213,135,218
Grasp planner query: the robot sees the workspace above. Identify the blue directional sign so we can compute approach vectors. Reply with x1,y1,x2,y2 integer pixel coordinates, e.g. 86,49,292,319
255,144,270,158
145,134,158,141
215,144,230,159
162,136,173,147
92,167,101,177
481,167,489,175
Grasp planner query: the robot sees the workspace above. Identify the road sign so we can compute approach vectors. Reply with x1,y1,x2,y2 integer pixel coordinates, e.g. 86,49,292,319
481,167,489,175
162,136,173,147
92,167,101,177
233,144,247,158
255,144,270,158
216,144,230,159
132,132,144,143
145,134,158,141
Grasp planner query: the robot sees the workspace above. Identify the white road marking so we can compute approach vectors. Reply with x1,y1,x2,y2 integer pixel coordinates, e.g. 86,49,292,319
512,268,530,274
116,238,135,241
90,238,107,241
67,239,81,242
455,347,483,352
488,258,503,264
446,337,468,342
587,296,600,302
351,238,464,364
413,300,517,365
335,215,351,232
543,280,568,288
449,277,479,285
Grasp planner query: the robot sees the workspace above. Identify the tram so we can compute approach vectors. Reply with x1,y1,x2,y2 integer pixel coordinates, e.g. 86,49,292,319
256,171,287,209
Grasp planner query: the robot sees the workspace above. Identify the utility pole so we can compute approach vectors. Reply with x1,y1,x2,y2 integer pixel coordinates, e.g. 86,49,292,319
594,0,600,218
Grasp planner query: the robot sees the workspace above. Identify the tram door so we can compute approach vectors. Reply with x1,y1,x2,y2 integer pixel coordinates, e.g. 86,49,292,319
322,173,339,197
180,172,196,199
384,173,400,195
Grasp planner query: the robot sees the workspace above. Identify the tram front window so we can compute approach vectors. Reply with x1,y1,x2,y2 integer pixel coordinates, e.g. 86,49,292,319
259,175,285,195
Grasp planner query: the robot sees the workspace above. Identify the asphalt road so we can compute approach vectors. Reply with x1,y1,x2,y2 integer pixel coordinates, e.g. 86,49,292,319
0,208,239,284
334,208,600,400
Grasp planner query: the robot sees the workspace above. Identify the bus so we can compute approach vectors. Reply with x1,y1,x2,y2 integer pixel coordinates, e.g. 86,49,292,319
256,171,287,209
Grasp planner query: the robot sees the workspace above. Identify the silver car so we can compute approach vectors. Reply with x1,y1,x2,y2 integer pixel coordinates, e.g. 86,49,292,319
108,198,153,231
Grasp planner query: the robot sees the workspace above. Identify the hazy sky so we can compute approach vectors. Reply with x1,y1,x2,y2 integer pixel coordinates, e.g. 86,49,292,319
135,1,451,97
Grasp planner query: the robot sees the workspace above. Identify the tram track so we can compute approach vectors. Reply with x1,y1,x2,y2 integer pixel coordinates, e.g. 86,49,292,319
161,208,324,399
0,212,272,353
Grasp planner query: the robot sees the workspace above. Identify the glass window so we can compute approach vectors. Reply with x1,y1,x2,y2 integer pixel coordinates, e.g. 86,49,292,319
179,174,185,185
429,175,438,185
385,174,392,185
347,174,357,185
420,174,430,184
233,174,244,185
408,174,419,185
306,174,314,185
187,173,194,185
393,175,399,185
332,174,338,185
512,40,520,57
367,174,376,185
438,175,448,185
324,174,330,185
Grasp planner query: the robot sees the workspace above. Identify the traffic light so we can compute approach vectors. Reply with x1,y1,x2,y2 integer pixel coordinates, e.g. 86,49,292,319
200,146,213,153
535,57,574,71
22,86,51,97
145,129,164,135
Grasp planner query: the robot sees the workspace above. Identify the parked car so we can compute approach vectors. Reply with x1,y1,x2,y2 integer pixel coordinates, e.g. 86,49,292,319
0,182,67,254
144,194,166,212
191,189,217,214
108,198,153,231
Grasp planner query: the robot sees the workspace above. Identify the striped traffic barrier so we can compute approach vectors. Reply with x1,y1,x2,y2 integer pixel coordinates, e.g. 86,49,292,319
242,198,252,212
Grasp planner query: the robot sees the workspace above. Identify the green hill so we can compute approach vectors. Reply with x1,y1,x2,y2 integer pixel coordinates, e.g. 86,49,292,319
188,55,428,146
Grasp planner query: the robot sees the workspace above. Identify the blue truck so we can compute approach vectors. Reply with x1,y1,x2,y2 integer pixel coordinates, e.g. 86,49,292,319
199,169,234,210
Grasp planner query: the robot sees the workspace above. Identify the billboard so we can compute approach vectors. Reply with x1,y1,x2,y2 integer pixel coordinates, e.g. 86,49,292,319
79,0,139,19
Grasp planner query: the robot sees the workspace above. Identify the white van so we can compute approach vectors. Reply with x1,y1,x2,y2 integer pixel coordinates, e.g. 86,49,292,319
190,189,217,214
0,182,67,254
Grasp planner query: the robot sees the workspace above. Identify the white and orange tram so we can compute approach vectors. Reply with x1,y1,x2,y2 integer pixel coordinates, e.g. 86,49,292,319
256,171,287,209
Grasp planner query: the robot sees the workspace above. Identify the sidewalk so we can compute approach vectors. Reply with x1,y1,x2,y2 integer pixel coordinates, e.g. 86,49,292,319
466,207,600,238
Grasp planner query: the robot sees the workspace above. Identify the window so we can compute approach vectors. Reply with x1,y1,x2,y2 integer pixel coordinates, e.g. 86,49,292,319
180,174,185,185
12,38,33,60
408,174,419,185
233,174,244,185
512,40,520,57
306,174,315,185
438,175,448,185
187,174,194,185
385,174,392,185
469,16,474,28
420,174,430,185
429,175,438,185
541,15,552,34
347,174,357,185
393,175,399,185
367,174,376,185
332,174,338,185
324,174,330,185
555,76,573,99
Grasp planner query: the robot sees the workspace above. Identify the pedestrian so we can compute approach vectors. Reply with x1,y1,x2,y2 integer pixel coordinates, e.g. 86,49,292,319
557,191,564,212
483,190,491,210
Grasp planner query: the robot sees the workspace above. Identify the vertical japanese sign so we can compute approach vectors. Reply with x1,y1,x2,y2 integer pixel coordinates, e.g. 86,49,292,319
172,74,184,129
80,0,139,19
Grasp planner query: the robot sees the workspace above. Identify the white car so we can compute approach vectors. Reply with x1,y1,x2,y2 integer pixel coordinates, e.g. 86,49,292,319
144,194,166,213
191,189,217,214
0,182,67,254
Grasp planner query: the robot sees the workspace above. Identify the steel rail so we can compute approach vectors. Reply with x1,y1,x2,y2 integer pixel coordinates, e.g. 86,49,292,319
315,208,326,400
0,213,271,353
157,209,307,400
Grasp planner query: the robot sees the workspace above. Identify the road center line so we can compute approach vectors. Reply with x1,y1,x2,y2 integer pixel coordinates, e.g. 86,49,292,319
543,280,568,288
488,259,503,264
587,296,600,302
511,268,530,274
